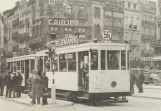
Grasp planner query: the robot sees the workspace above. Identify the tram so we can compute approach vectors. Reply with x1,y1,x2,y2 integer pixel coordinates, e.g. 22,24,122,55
6,39,131,103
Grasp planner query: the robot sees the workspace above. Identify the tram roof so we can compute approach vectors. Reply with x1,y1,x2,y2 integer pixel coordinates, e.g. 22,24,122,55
6,41,130,62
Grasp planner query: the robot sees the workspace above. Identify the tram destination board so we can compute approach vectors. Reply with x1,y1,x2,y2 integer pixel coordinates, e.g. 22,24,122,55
55,36,88,47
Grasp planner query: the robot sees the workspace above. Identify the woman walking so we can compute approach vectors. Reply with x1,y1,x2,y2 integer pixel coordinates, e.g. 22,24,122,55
27,70,42,106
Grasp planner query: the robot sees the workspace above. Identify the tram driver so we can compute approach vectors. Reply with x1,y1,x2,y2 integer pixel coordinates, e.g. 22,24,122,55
81,56,89,90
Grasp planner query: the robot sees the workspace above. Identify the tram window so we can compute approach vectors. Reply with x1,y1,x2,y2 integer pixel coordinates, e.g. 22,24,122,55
17,61,20,70
91,50,98,70
11,62,13,72
21,61,24,74
128,51,130,70
14,62,17,72
7,62,10,70
59,54,67,72
31,60,35,73
121,51,126,70
44,56,50,72
107,51,119,70
54,55,58,72
101,50,106,70
68,53,76,71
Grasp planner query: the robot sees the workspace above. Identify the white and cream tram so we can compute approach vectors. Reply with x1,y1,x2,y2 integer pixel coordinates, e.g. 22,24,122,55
6,40,131,102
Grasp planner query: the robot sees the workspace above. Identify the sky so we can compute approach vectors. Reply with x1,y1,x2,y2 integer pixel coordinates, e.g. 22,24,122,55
0,0,158,13
0,0,18,13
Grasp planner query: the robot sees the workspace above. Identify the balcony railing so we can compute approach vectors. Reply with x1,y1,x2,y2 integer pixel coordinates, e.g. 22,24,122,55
12,32,19,39
12,45,19,52
142,20,156,26
142,34,155,43
12,18,19,27
129,40,140,47
77,13,88,19
18,20,25,27
150,40,161,47
129,24,138,30
142,50,154,57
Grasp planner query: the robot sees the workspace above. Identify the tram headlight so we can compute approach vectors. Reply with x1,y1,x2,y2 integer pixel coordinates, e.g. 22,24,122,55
111,81,117,88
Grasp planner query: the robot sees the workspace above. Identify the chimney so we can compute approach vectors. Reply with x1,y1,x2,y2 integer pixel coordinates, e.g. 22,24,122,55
15,1,20,7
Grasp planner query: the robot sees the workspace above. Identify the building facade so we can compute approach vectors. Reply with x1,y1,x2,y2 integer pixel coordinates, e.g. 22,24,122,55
2,0,126,58
140,0,157,57
104,0,124,42
124,0,142,59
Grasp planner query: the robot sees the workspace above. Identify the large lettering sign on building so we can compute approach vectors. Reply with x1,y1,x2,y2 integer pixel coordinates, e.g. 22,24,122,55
49,0,69,14
48,18,88,26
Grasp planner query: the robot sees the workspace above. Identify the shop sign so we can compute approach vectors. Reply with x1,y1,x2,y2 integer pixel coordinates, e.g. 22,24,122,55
48,19,88,26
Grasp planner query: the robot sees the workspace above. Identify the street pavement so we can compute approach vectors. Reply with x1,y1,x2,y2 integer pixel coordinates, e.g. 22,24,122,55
133,84,161,100
0,84,161,111
0,95,161,111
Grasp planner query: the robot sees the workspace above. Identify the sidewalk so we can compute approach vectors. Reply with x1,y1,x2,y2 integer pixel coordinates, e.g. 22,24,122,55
132,85,161,100
0,93,73,108
137,84,161,90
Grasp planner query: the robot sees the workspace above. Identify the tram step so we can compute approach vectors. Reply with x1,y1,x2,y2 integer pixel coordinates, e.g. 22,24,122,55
77,96,89,100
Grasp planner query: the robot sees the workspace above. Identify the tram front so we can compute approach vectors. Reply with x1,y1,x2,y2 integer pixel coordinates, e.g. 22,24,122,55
87,43,131,102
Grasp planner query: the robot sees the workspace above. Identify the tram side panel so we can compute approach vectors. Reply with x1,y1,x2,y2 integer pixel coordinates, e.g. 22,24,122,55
54,72,78,91
89,70,130,95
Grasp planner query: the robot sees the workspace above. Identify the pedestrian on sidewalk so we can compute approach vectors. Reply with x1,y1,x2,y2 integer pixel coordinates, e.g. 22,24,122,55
0,71,5,96
41,72,49,105
27,70,42,106
4,71,12,98
130,71,136,94
137,71,145,93
12,72,18,98
16,71,23,98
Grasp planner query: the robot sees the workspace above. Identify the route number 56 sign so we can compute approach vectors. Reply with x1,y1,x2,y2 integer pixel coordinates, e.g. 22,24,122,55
103,30,112,40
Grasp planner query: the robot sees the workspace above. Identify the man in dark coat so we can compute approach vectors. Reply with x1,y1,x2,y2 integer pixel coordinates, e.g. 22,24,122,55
130,71,136,94
137,72,145,93
12,72,17,98
41,72,49,105
4,71,12,98
16,71,23,98
0,71,5,96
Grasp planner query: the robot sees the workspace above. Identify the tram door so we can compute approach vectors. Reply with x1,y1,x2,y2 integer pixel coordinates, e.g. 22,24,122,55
25,60,29,87
78,51,89,91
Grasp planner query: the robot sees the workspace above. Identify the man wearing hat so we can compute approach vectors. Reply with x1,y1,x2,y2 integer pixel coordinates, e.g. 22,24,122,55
16,71,23,98
4,71,12,98
0,71,5,96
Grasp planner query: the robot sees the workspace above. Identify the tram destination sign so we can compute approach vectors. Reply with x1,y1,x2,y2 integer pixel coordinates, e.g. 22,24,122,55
55,36,78,47
55,36,87,47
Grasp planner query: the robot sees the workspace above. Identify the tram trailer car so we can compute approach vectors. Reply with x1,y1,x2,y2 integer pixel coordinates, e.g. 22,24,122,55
53,42,131,102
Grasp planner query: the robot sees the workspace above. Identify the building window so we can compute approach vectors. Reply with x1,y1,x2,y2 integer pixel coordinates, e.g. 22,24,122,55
59,54,67,72
128,3,131,8
68,53,76,71
66,5,72,15
94,7,100,18
134,4,136,9
79,6,85,16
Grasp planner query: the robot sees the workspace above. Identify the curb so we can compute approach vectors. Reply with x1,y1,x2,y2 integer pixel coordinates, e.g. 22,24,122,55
0,96,74,108
134,87,161,90
132,95,161,100
0,96,31,106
